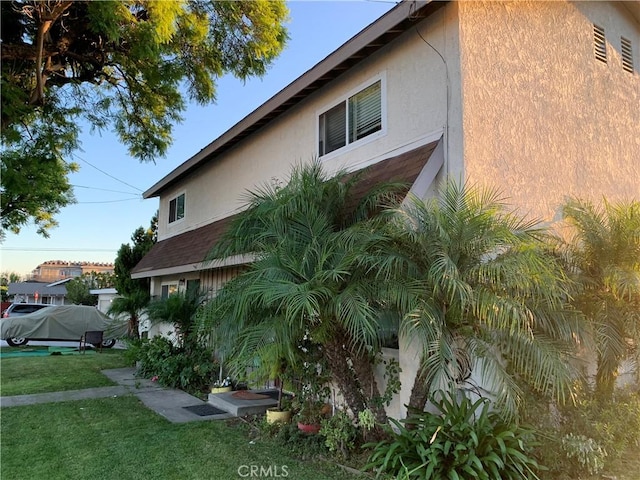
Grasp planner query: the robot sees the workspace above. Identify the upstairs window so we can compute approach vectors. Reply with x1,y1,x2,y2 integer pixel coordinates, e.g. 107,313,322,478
319,79,383,156
168,193,185,223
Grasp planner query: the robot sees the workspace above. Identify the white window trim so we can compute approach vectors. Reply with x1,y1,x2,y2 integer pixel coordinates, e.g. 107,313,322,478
316,72,387,161
160,282,179,299
168,191,186,225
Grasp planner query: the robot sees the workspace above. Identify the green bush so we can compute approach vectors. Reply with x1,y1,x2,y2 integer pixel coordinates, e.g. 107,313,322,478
259,420,329,460
320,411,359,460
528,387,640,478
364,394,543,479
134,335,217,394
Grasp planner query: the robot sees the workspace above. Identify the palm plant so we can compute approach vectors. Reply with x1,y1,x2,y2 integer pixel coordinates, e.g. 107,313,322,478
107,289,150,338
146,288,208,352
382,181,584,418
199,159,406,422
561,198,640,399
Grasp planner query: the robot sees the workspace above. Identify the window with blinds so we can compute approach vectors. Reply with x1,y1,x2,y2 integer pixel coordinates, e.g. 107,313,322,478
319,79,382,156
169,193,185,223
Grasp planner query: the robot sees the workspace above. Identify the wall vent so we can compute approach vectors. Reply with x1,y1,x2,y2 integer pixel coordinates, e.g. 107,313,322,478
621,37,634,73
593,25,607,63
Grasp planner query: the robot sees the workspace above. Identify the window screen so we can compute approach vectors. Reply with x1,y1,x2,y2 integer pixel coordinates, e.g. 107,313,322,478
318,79,382,156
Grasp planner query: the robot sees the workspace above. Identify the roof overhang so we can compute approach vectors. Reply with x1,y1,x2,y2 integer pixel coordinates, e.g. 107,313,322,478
131,136,442,279
143,0,447,199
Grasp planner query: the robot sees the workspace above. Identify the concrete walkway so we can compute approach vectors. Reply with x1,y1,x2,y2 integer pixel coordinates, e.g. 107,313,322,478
0,367,233,424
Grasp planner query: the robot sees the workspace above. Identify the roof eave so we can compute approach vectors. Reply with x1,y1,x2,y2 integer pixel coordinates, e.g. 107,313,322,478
143,0,446,199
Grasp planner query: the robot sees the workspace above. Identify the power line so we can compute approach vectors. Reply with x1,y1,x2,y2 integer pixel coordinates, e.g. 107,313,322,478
76,197,142,204
71,184,142,196
72,153,144,192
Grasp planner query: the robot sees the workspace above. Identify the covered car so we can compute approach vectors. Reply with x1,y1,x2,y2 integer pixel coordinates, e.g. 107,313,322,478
0,305,122,347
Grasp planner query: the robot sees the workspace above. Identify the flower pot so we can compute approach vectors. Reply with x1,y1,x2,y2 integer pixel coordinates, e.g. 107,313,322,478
211,386,232,394
266,408,291,424
297,422,321,434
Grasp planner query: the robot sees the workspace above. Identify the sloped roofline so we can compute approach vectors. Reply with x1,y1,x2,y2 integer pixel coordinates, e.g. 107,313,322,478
143,0,446,199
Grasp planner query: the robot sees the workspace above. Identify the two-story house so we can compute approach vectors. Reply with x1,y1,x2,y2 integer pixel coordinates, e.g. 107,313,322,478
132,0,639,418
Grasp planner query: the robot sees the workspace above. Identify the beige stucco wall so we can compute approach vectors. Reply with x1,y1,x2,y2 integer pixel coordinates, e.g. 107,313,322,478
156,9,451,240
458,0,639,225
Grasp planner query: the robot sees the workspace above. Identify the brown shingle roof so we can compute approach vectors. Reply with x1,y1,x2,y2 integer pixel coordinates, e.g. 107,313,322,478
132,140,439,277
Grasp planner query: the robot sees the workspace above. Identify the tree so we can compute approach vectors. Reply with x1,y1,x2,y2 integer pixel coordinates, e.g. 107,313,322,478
111,213,157,337
562,198,640,399
1,272,22,302
383,182,584,418
65,271,115,305
1,0,289,236
114,212,157,296
200,160,407,422
108,290,150,339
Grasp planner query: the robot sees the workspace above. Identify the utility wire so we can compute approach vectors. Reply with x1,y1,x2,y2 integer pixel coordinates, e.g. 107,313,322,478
71,184,142,196
75,197,142,204
72,153,144,192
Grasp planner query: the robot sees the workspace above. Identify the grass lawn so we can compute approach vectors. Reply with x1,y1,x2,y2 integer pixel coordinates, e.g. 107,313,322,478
0,396,356,480
1,349,356,479
1,348,130,396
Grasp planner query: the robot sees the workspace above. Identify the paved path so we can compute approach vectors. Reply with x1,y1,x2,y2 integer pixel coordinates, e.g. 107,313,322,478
0,367,232,424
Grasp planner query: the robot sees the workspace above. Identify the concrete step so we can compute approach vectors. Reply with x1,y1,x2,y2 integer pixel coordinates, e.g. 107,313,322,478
207,389,279,416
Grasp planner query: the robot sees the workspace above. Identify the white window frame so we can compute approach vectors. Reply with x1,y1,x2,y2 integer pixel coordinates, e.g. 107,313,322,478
168,192,186,224
317,73,387,160
160,282,179,299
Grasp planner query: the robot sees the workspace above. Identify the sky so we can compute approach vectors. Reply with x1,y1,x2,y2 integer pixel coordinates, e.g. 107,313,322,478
1,0,396,279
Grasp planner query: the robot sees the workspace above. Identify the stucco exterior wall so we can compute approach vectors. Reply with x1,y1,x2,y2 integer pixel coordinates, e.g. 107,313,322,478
458,1,639,225
156,10,450,241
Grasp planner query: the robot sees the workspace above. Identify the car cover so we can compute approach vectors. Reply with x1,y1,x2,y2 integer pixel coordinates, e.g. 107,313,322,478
0,305,122,341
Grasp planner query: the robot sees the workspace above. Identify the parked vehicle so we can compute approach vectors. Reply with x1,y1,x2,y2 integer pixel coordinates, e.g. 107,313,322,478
2,303,53,318
0,305,120,348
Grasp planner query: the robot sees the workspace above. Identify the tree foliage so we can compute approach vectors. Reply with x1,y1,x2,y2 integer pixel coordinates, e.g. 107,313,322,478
199,160,408,423
382,182,584,418
65,271,115,305
113,212,157,297
561,198,640,399
110,213,156,337
1,0,289,236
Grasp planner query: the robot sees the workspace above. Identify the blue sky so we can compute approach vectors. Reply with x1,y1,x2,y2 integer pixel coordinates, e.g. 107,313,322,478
1,0,395,278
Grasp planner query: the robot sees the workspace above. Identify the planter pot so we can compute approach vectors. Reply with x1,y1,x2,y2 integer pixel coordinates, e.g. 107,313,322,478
266,408,292,424
211,386,232,394
297,422,321,434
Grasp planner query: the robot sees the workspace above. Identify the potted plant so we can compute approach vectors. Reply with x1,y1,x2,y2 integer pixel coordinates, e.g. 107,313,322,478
296,400,326,434
210,375,232,394
266,358,294,424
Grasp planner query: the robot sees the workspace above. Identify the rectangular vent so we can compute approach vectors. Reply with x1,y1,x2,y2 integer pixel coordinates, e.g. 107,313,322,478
621,37,634,73
593,25,607,63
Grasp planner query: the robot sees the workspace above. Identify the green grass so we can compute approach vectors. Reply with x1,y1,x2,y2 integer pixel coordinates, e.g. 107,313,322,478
1,349,130,396
1,396,356,480
0,348,356,479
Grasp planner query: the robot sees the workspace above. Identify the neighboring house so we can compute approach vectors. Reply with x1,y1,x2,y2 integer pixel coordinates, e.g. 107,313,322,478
132,1,639,418
7,280,69,305
29,260,115,283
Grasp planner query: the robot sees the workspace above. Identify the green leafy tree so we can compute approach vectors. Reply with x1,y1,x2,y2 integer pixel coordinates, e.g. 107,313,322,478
1,272,21,302
1,0,289,236
65,271,115,305
114,212,157,297
200,160,407,422
111,213,157,337
383,182,584,418
562,198,640,399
